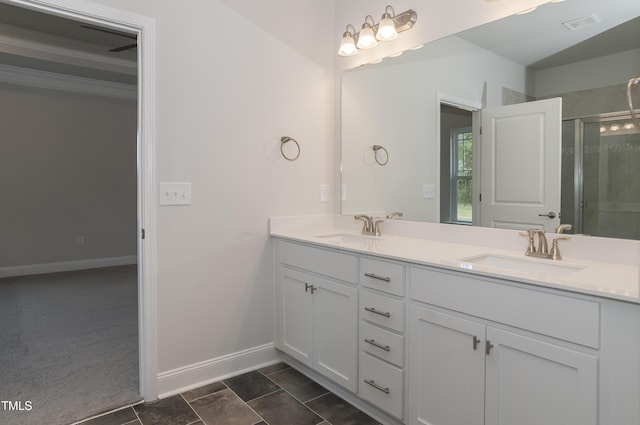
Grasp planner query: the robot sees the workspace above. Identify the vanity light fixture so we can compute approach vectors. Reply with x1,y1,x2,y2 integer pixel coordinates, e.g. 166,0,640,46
357,15,378,49
377,6,399,41
338,24,358,57
338,5,417,57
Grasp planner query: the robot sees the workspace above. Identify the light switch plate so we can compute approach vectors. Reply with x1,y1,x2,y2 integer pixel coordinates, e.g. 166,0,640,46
160,182,192,206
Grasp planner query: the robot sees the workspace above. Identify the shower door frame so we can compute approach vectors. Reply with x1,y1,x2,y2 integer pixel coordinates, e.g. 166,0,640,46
567,111,640,236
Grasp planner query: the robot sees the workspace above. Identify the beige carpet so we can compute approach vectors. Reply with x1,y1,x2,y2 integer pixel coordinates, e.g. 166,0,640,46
0,265,141,425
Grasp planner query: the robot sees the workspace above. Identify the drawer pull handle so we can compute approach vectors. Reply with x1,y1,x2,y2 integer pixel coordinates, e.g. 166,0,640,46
364,379,390,394
364,273,391,282
364,306,391,317
364,338,391,351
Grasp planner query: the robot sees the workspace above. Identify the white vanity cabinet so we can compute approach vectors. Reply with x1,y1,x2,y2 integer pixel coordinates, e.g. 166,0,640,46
408,266,599,425
275,240,359,392
358,256,406,420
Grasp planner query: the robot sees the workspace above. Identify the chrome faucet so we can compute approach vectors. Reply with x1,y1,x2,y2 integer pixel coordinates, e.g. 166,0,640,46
354,214,373,234
386,211,403,219
354,214,383,236
521,229,570,260
556,224,573,234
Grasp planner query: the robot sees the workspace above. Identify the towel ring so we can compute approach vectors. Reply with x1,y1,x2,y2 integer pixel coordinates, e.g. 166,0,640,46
628,77,640,129
373,144,389,166
281,136,300,161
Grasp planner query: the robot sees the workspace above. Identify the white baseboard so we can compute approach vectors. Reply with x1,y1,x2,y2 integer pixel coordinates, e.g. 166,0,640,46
157,343,281,399
0,255,137,278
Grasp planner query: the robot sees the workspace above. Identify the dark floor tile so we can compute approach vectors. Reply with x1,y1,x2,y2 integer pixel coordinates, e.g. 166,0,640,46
248,389,323,425
269,368,328,402
189,388,261,425
223,370,280,402
259,362,291,376
78,407,138,425
123,421,143,425
181,381,227,402
134,395,199,425
306,393,381,425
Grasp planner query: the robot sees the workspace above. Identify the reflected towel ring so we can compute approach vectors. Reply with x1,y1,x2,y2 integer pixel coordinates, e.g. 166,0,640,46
628,77,640,129
281,136,300,161
373,144,389,165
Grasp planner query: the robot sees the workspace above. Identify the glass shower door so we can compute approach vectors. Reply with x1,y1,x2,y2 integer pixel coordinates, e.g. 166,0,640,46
581,116,640,239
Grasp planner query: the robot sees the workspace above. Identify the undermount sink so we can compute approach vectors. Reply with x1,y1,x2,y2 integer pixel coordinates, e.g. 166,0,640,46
314,233,381,247
456,253,586,277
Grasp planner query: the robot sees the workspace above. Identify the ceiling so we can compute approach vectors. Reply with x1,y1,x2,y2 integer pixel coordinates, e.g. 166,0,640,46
0,1,137,84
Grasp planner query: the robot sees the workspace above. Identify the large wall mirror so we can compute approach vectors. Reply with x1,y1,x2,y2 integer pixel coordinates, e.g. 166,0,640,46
341,0,640,239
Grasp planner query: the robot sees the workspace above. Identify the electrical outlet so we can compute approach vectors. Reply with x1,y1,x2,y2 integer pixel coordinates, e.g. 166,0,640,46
159,182,192,206
76,235,85,246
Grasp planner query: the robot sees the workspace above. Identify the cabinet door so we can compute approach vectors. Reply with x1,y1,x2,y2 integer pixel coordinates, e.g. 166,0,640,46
485,327,598,425
277,267,314,366
314,277,358,392
409,306,486,425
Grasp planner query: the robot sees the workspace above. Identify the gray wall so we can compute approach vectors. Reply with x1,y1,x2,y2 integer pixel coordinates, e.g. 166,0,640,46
0,83,137,268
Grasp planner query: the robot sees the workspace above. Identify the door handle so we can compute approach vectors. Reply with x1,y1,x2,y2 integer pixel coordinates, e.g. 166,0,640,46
538,211,556,219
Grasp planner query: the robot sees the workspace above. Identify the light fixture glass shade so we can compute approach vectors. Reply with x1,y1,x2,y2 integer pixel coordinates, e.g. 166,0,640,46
338,34,358,56
377,17,398,41
357,26,378,49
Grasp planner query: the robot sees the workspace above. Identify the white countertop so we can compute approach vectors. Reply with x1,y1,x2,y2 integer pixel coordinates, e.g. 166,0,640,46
270,215,640,304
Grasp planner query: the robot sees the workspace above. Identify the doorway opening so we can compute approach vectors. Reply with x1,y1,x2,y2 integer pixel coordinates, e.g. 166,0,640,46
440,104,474,224
0,0,156,422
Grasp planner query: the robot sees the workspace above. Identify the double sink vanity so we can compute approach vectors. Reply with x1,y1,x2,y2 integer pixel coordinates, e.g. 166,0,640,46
270,214,640,425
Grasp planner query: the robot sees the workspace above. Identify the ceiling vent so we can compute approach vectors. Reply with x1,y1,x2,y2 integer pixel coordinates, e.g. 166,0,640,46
562,14,601,31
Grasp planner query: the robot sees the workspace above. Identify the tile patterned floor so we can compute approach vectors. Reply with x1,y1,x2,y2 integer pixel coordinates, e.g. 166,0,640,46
76,363,381,425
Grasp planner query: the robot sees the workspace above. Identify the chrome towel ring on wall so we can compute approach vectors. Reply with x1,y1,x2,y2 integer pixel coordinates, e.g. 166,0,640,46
628,77,640,129
281,136,300,161
373,144,389,165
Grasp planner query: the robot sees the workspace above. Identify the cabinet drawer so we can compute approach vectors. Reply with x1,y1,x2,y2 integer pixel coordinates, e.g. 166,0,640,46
360,321,404,367
361,257,405,296
278,240,358,283
410,266,600,349
360,289,405,332
359,352,404,419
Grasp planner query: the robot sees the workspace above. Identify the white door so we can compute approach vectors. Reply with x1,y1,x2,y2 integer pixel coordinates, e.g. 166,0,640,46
480,98,562,231
485,327,598,425
409,306,486,425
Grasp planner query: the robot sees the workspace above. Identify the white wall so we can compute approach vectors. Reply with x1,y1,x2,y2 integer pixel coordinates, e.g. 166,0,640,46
535,48,640,98
0,84,137,269
26,0,336,384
